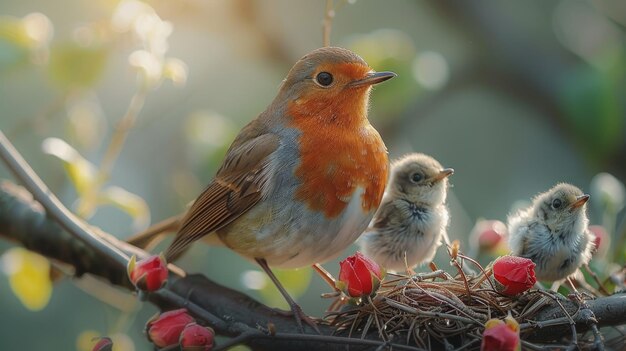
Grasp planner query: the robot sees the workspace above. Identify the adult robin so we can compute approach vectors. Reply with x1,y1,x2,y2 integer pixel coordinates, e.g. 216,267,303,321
155,47,395,330
507,183,595,283
358,153,453,272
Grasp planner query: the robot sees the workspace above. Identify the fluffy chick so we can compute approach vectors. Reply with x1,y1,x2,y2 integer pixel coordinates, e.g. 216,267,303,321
508,183,595,282
358,153,453,272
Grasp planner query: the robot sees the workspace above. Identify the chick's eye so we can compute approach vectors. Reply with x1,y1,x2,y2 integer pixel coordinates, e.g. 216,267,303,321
410,173,423,183
316,72,333,86
552,198,563,209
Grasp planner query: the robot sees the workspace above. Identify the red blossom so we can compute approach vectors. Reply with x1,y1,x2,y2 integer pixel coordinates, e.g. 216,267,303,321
127,254,168,292
589,225,608,255
147,308,195,348
472,220,507,251
179,323,215,351
493,255,536,296
337,252,384,298
481,318,521,351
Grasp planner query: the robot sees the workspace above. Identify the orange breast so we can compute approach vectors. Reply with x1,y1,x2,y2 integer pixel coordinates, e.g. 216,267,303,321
287,99,389,219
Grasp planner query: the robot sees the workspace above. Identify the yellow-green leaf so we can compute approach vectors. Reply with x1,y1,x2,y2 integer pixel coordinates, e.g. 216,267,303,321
41,137,98,196
0,16,31,67
1,247,52,311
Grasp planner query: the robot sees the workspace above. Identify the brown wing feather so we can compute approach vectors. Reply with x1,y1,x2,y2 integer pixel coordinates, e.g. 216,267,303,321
165,119,279,261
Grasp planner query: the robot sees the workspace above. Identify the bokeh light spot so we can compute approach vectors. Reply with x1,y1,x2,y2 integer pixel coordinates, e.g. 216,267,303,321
412,51,449,90
240,270,267,290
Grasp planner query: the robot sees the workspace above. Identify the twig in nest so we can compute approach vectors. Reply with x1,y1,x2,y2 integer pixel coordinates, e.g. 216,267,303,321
450,255,472,299
458,253,496,291
538,289,579,348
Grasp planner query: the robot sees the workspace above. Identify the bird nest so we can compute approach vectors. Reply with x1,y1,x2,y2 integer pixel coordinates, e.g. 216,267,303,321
322,249,610,350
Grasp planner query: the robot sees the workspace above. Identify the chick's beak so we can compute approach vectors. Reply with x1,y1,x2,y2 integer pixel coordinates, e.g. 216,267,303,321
349,71,397,87
431,168,454,182
570,194,590,210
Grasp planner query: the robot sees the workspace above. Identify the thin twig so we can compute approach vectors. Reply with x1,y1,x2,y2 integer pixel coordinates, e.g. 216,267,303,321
450,256,472,299
384,298,478,326
313,263,339,292
98,89,148,181
458,253,496,291
322,0,334,47
540,289,578,347
584,264,610,296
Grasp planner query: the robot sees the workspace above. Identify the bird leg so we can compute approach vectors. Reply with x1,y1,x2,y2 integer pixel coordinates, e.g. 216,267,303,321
549,280,562,292
403,252,417,276
566,276,588,305
255,258,320,334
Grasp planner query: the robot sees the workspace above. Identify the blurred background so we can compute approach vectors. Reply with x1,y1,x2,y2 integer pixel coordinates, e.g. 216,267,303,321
0,0,625,349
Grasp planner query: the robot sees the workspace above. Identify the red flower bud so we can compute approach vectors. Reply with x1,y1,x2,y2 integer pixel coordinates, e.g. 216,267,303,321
589,225,608,255
337,252,384,298
91,337,113,351
477,220,507,250
179,323,215,351
493,255,536,296
473,220,507,251
147,308,195,348
481,317,521,351
127,254,168,292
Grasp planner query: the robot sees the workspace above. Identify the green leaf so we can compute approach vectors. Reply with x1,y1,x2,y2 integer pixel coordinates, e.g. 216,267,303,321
48,42,108,90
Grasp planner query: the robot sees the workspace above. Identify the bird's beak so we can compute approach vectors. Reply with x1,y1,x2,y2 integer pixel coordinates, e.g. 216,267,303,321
431,168,454,183
349,71,397,87
570,194,590,210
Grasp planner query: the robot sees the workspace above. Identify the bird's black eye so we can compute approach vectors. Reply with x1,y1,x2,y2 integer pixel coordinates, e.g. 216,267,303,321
316,72,333,86
552,198,563,209
410,173,423,183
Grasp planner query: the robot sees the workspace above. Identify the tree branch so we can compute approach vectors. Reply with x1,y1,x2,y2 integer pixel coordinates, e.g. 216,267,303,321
521,293,626,342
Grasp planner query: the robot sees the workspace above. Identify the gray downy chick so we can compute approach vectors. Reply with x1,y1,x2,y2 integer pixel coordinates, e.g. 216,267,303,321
508,183,595,282
358,153,453,272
